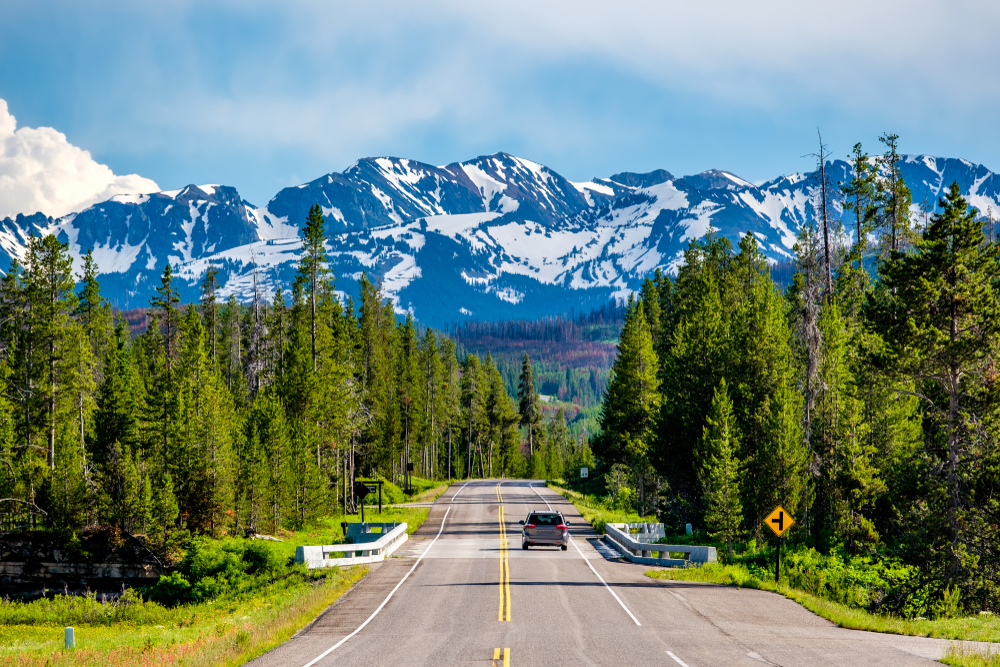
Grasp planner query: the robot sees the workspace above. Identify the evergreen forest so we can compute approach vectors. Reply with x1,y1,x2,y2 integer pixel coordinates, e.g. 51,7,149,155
595,138,1000,613
2,138,998,616
0,204,586,545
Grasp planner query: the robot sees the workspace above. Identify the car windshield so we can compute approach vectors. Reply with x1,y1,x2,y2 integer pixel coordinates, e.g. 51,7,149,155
528,514,561,525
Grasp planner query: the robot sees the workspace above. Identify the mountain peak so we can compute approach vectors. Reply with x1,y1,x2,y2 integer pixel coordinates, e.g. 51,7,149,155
680,169,754,191
607,169,674,189
2,153,997,327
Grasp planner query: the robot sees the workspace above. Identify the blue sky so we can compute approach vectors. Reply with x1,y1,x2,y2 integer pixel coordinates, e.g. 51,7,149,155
1,0,998,213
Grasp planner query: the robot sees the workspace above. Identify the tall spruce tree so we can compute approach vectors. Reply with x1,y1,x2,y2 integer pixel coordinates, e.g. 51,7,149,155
595,295,660,511
296,204,330,372
517,354,542,458
877,133,913,254
698,378,743,557
868,182,1000,593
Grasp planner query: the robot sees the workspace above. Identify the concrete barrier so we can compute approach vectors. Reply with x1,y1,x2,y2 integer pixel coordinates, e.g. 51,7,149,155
604,522,717,567
295,522,408,569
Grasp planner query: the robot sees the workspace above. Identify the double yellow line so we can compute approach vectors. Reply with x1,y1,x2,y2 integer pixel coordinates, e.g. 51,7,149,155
497,484,511,622
492,647,510,666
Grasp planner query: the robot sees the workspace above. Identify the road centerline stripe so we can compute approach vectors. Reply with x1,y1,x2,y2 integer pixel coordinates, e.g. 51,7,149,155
300,506,452,667
530,483,642,627
497,483,511,621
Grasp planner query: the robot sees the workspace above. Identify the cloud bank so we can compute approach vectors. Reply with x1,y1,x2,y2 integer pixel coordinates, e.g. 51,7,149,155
0,99,159,220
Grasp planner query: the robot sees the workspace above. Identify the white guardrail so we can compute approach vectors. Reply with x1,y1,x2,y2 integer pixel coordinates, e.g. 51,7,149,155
295,522,409,568
604,522,717,567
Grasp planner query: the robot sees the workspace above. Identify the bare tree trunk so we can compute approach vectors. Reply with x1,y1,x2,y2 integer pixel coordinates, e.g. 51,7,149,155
48,337,55,470
818,130,833,298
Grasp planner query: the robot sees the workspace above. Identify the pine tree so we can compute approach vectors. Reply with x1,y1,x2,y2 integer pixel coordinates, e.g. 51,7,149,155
727,234,805,533
517,354,542,458
868,182,1000,587
876,133,913,254
460,354,483,478
200,267,220,367
295,204,331,372
595,295,659,511
25,234,77,470
439,338,461,479
841,143,879,265
698,378,743,557
655,237,729,520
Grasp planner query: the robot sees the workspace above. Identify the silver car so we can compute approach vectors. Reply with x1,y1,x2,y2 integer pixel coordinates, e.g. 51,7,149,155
519,511,570,550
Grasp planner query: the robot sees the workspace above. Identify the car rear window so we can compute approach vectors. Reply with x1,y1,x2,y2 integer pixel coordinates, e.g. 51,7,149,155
528,514,561,525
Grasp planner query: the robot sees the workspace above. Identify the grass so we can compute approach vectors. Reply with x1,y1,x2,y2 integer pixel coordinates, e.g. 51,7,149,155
546,482,655,534
0,566,366,667
646,564,1000,666
0,501,442,666
944,644,1000,666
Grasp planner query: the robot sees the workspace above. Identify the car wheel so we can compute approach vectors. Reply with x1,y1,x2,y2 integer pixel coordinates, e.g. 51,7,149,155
522,543,529,550
561,544,567,551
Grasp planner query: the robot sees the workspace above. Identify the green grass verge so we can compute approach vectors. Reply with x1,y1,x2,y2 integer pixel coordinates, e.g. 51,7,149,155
0,566,366,667
943,644,1000,666
0,504,437,666
546,482,654,533
645,564,1000,666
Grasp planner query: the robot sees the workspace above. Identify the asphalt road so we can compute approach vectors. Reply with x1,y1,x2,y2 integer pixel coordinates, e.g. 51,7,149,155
248,480,961,666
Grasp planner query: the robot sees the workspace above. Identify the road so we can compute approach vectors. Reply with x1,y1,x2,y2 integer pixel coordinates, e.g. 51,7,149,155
249,480,959,666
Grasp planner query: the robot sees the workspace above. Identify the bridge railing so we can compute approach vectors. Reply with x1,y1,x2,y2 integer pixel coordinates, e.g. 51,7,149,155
295,522,408,569
604,522,717,567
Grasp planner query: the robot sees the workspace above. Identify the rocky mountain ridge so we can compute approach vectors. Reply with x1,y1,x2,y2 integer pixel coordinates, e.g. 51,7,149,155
1,152,997,327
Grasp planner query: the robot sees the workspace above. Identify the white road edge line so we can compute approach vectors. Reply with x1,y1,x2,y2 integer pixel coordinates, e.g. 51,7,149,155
451,480,472,499
667,650,692,666
300,506,453,667
530,483,642,627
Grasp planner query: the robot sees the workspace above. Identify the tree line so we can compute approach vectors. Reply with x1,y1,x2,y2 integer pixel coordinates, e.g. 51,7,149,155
595,135,1000,611
0,205,582,544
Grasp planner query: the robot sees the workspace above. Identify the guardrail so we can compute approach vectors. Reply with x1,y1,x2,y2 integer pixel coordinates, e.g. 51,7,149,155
604,522,717,567
295,522,408,569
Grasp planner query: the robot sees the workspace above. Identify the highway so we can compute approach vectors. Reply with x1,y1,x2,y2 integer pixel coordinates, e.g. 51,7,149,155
249,480,957,666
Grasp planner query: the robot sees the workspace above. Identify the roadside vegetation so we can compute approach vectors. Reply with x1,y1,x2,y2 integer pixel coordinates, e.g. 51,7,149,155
589,152,1000,637
547,470,654,533
643,530,1000,666
0,505,429,665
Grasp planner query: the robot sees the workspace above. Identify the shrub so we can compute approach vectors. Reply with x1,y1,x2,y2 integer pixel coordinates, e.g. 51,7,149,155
147,537,295,606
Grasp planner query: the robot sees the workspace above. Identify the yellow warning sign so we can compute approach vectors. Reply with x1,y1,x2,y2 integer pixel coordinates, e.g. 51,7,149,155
764,505,794,537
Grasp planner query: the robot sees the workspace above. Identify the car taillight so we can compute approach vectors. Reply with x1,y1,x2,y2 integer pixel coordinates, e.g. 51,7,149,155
556,524,568,530
525,524,536,529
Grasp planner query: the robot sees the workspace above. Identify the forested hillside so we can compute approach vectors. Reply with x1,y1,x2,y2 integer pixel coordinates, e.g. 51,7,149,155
0,204,584,545
595,140,1000,613
450,304,624,443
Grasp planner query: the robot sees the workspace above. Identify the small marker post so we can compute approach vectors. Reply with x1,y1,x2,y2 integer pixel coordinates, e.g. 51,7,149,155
775,537,781,584
763,505,793,584
65,627,74,649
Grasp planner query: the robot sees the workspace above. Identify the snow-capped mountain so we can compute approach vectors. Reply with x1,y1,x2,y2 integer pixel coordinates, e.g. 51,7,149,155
1,153,998,327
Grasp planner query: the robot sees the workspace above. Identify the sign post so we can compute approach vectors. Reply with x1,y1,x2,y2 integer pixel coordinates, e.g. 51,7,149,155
353,481,376,523
580,467,588,498
763,505,793,583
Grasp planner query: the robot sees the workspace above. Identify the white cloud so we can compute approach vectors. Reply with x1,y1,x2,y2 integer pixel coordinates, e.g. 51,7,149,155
0,99,159,220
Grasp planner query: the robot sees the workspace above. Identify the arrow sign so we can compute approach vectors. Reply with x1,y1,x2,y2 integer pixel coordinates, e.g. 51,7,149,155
764,505,794,537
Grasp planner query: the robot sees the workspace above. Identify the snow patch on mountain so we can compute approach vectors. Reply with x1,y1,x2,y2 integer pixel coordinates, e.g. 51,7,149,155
2,151,999,327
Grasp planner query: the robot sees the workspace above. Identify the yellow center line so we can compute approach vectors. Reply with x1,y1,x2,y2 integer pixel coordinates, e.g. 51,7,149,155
497,483,511,621
492,648,510,666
